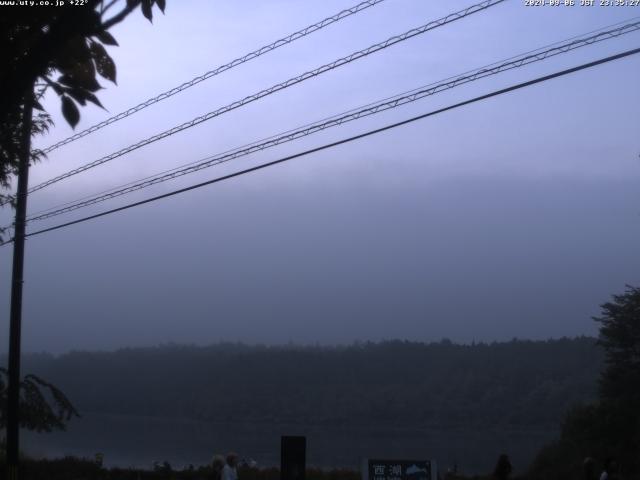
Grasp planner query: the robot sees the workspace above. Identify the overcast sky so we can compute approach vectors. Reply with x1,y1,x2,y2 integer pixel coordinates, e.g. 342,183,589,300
1,0,639,354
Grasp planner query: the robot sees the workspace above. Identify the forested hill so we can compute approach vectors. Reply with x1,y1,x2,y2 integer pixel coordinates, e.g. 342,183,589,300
16,338,602,429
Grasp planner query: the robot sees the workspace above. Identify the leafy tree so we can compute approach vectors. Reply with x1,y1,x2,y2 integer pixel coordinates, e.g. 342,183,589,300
0,367,79,433
594,285,640,407
591,285,640,471
0,0,168,434
529,286,640,478
19,338,601,430
0,0,166,209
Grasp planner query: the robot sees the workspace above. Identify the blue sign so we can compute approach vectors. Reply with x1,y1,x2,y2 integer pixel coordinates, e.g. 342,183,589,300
364,459,435,480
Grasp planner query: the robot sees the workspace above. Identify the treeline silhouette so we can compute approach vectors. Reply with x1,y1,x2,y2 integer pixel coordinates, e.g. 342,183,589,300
12,337,601,429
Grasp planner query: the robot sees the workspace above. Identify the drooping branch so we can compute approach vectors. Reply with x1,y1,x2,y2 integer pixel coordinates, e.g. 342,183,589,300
0,367,80,433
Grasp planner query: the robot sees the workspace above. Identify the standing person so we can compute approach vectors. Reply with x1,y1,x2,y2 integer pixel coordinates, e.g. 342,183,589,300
493,454,512,480
600,458,619,480
222,452,239,480
212,454,226,480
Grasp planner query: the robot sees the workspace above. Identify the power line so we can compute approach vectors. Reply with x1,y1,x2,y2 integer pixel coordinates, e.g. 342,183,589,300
39,0,390,155
29,14,640,220
22,0,505,199
5,46,636,245
23,19,640,224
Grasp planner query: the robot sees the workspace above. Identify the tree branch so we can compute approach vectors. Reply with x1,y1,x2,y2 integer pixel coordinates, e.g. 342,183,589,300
102,1,140,30
100,0,120,18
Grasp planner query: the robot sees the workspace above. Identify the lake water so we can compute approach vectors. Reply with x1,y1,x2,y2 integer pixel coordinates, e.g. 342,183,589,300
22,413,558,475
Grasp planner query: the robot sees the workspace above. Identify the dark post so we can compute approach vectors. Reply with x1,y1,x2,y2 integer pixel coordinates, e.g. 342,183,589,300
281,436,306,480
6,92,34,480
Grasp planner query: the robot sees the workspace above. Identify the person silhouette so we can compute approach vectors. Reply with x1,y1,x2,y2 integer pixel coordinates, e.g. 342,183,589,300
493,454,512,480
222,452,239,480
599,457,619,480
212,454,226,480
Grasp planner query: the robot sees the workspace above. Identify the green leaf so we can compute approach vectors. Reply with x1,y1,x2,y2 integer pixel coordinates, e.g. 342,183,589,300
96,30,118,46
56,37,92,69
58,74,74,87
61,96,80,129
141,0,153,22
90,41,117,84
67,89,87,106
89,40,107,63
49,81,65,96
59,60,101,92
66,88,104,109
83,91,105,110
69,37,92,62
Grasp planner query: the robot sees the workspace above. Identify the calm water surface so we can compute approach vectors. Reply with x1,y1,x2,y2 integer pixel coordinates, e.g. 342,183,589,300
23,413,558,475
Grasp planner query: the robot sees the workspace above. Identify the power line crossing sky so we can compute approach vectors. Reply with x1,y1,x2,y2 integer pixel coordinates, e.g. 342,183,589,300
1,0,639,353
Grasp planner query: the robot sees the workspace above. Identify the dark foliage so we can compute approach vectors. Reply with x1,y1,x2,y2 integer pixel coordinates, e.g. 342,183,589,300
0,368,79,433
0,0,166,209
493,454,512,480
0,85,52,238
594,285,640,408
8,338,601,430
528,286,640,478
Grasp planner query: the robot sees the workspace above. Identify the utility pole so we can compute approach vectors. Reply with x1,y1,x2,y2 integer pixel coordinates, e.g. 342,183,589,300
6,90,34,480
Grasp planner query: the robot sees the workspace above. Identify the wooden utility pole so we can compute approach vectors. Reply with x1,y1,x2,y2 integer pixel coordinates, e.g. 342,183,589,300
6,91,33,480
